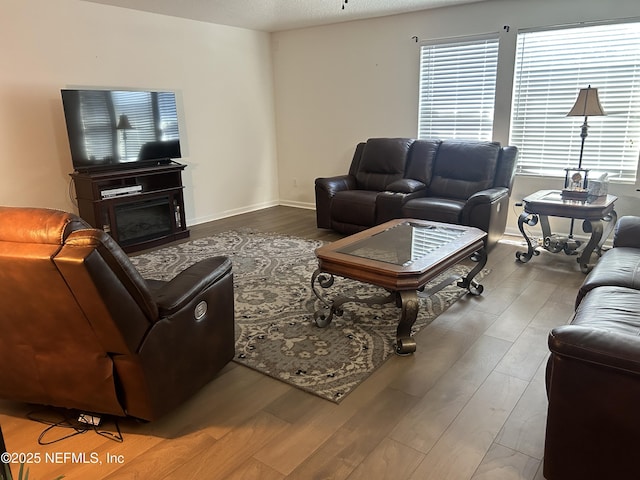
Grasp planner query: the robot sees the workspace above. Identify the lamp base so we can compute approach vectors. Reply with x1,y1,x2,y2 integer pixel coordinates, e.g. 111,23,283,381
561,188,589,200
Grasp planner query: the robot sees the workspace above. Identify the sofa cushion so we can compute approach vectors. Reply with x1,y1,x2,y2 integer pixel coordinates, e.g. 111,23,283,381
428,141,500,200
355,138,414,191
330,190,379,227
401,197,465,224
576,247,640,307
572,285,640,337
405,139,441,185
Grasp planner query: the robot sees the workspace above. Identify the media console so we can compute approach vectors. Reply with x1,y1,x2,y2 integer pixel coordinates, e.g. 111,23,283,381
70,162,189,253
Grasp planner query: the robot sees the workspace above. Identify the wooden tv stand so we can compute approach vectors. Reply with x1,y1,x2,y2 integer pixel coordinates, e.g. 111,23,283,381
70,162,189,253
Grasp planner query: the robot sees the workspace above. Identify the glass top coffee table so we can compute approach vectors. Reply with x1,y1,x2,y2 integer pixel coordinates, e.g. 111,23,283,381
312,219,487,355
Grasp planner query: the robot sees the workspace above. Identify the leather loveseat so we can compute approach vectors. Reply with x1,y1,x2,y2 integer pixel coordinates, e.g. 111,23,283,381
543,215,640,480
0,206,235,421
315,138,518,249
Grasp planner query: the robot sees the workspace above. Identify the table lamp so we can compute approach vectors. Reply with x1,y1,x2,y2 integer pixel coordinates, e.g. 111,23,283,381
563,85,606,199
116,114,133,160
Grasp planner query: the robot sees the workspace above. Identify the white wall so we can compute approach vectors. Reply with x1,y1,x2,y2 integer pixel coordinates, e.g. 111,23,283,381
0,0,278,225
273,0,640,237
2,0,638,236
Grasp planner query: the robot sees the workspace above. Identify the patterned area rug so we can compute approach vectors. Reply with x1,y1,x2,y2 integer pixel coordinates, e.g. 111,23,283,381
129,230,484,403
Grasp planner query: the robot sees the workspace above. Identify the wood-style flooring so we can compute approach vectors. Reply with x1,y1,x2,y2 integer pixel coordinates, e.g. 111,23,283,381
0,206,586,480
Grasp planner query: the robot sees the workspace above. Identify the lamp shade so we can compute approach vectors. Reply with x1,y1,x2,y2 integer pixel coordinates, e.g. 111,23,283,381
116,114,133,130
567,86,606,117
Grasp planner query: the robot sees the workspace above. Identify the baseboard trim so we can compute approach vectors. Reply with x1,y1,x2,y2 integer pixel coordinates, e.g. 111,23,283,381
278,200,315,210
188,200,281,226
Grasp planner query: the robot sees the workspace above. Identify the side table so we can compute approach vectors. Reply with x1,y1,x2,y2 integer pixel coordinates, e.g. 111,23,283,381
515,189,617,273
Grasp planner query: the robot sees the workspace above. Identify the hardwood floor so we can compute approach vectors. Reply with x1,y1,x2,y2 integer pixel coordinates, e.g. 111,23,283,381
0,206,586,480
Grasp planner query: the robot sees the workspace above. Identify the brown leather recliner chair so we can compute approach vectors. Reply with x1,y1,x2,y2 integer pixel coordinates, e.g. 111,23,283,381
0,206,234,421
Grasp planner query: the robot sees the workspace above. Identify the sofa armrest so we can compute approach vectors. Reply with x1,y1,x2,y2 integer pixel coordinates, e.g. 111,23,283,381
315,175,357,229
544,322,640,480
613,216,640,248
376,189,426,224
386,179,426,194
129,256,235,420
152,256,233,315
460,187,509,224
461,187,511,249
465,187,509,205
549,325,640,376
315,175,356,196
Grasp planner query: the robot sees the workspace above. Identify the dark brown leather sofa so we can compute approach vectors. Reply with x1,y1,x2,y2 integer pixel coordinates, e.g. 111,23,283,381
544,215,640,480
315,138,518,249
0,206,235,421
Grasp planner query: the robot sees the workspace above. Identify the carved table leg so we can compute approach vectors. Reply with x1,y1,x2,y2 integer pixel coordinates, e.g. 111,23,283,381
311,268,395,327
395,290,419,355
516,211,540,262
457,247,486,295
595,210,617,257
311,269,338,327
538,214,553,242
577,210,617,273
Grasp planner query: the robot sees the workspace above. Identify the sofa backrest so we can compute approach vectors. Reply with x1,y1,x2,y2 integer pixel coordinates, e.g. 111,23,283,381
405,139,442,185
354,138,415,190
428,140,501,200
58,228,158,352
493,145,519,192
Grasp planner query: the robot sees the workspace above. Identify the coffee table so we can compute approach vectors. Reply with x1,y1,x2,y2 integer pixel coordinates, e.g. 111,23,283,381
311,219,487,355
515,190,617,273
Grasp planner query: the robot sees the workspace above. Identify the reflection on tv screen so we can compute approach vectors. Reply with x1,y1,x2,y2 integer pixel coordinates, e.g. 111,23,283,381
61,89,182,171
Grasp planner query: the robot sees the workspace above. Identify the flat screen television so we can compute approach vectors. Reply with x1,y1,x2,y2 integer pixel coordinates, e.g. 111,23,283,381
61,88,182,172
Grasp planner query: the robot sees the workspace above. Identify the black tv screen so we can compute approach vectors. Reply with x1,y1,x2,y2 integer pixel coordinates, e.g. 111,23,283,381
61,89,182,171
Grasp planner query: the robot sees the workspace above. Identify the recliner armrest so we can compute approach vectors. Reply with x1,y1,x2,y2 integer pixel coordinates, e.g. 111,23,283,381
461,187,509,221
152,256,232,315
386,179,426,194
613,216,640,249
465,187,509,205
376,188,427,224
315,175,357,196
549,325,640,376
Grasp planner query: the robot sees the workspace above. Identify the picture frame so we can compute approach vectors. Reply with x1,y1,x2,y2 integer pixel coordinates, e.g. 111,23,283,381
562,168,589,200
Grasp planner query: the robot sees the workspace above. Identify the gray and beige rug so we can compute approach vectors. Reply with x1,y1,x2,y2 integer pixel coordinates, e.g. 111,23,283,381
129,230,483,403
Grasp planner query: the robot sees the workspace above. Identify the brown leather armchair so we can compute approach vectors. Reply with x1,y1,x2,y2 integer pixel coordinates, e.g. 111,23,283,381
0,206,234,421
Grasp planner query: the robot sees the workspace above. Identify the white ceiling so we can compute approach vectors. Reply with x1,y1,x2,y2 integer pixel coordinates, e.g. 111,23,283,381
82,0,489,32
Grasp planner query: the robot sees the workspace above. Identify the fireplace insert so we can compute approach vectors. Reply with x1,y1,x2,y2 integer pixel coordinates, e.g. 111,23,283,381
114,197,173,246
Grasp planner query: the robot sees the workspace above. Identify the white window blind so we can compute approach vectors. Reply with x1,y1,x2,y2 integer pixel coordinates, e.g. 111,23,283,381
157,92,180,140
113,91,156,161
510,22,640,183
78,90,114,162
418,35,499,141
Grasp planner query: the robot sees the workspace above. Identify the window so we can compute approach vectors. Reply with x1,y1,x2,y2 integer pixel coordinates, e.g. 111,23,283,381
510,22,640,183
418,35,499,141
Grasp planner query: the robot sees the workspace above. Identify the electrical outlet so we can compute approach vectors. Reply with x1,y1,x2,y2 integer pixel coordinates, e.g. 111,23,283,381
78,413,101,426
